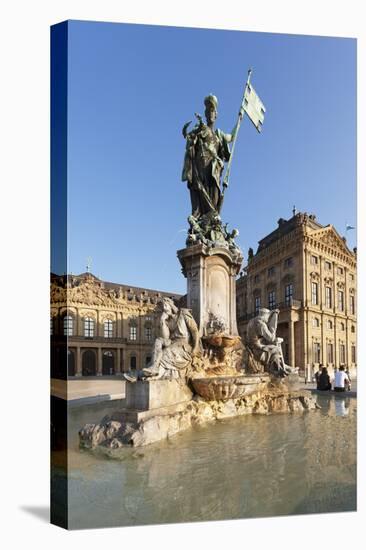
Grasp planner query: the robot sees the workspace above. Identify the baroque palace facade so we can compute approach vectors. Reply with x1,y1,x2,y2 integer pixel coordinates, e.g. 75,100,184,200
236,211,357,376
51,211,357,379
50,272,183,378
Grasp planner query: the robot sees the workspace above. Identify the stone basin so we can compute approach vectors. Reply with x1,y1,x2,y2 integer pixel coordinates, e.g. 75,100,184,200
191,374,269,401
202,334,241,348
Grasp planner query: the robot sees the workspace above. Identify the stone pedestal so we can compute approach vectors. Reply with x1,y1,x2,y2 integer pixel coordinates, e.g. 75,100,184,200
126,379,193,410
177,243,243,336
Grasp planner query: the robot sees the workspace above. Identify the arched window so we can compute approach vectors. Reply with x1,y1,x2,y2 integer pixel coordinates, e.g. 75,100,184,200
351,325,355,333
268,290,276,310
63,315,73,336
102,350,115,375
145,324,152,341
312,317,320,328
130,355,137,370
129,323,137,341
104,319,113,338
67,349,75,377
340,322,345,331
84,317,94,338
285,284,293,306
327,320,333,330
82,350,96,376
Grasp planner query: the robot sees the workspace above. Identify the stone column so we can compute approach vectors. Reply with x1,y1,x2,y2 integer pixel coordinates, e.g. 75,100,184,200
288,319,295,367
177,243,243,336
116,348,121,374
320,312,325,364
96,310,100,337
97,347,103,376
75,346,82,377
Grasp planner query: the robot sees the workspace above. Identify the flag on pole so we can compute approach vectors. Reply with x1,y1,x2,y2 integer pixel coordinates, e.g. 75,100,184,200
243,83,266,132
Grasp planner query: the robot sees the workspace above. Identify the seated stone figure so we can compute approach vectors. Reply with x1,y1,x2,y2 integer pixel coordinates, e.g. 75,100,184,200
125,297,200,382
246,308,294,377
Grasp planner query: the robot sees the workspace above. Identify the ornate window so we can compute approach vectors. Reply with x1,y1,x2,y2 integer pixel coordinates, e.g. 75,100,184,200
63,315,73,336
325,286,332,308
311,282,318,305
311,255,318,265
326,342,334,364
130,355,137,370
254,295,261,313
340,322,345,331
104,319,113,338
285,284,293,306
268,290,276,310
129,325,137,341
351,325,355,334
337,266,344,275
325,261,332,270
350,294,355,315
313,342,321,363
145,326,152,341
337,290,344,311
326,320,333,330
339,344,346,365
84,317,94,338
312,317,320,328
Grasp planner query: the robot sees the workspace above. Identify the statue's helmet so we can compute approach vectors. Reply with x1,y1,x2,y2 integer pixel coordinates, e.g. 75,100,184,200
204,94,218,111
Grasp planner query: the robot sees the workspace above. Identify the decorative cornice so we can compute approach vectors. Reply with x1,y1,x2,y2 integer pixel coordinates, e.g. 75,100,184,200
51,278,158,313
310,271,320,281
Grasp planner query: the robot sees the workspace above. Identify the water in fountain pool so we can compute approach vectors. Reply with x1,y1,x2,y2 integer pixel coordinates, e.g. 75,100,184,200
52,392,356,529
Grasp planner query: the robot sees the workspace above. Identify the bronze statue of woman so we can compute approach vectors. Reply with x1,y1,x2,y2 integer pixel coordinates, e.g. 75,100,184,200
182,95,235,217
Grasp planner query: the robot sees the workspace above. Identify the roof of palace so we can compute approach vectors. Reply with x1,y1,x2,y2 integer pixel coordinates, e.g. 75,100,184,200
256,212,323,252
51,272,184,303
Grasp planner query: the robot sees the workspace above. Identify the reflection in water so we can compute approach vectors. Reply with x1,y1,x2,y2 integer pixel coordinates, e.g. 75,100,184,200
334,397,350,417
59,394,356,529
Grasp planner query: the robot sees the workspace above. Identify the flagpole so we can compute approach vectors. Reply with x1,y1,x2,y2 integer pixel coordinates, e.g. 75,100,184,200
221,68,252,195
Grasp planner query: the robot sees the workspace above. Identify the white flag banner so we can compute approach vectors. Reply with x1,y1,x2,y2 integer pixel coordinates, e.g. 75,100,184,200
243,83,266,132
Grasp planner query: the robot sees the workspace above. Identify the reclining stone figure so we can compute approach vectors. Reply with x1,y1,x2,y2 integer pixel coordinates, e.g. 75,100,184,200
246,308,295,377
124,297,201,382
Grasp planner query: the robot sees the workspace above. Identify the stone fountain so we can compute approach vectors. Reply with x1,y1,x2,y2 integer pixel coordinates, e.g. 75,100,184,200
79,92,317,450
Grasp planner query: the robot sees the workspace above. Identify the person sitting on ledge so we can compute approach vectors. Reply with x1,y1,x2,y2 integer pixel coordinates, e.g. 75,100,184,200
333,365,351,392
314,365,322,389
317,366,331,391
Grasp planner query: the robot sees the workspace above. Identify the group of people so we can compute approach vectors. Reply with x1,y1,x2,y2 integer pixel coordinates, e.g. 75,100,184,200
314,365,352,392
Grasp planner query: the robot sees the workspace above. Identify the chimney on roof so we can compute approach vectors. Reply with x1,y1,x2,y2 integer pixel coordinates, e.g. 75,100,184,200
292,205,297,216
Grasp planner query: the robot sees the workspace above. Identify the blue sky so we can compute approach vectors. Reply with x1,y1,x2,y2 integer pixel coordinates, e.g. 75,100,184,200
66,20,356,294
